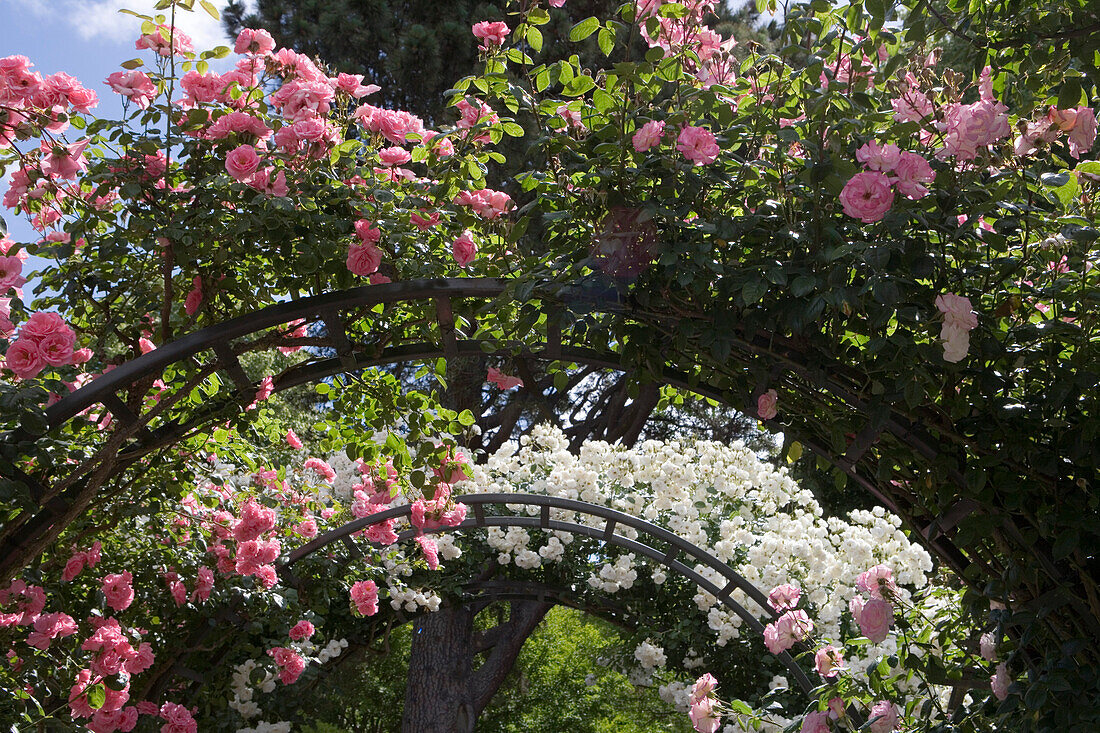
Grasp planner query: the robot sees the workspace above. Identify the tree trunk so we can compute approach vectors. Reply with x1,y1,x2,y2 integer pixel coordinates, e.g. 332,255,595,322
402,604,477,733
400,599,551,732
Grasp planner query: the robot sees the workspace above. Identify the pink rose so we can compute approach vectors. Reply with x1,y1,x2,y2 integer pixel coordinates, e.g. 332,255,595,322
856,564,897,600
1068,107,1096,159
814,645,845,678
452,230,477,267
347,242,383,276
124,642,154,675
233,500,276,543
192,567,214,603
764,609,812,655
980,631,996,661
289,619,315,641
225,144,260,181
767,583,800,611
0,255,26,292
38,331,75,367
856,140,901,171
21,311,68,339
234,28,276,56
892,151,934,199
62,554,86,582
689,697,721,733
935,293,977,332
868,700,898,733
940,98,1010,160
991,662,1010,700
105,70,157,109
169,580,187,606
378,146,412,166
184,276,203,315
690,673,717,703
354,219,381,244
102,572,135,612
416,534,440,570
286,429,303,449
557,104,585,129
159,702,197,733
350,579,379,617
676,125,720,166
757,389,778,420
800,711,830,733
5,338,45,379
632,120,665,152
25,612,77,649
304,457,335,481
411,211,441,230
472,21,510,47
295,518,318,538
0,298,13,336
857,598,894,643
840,171,894,223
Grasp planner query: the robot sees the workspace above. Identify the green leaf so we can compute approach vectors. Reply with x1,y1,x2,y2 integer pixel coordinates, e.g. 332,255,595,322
562,75,596,97
553,370,568,392
501,121,524,137
791,275,816,297
87,684,106,710
569,17,600,42
119,58,145,70
597,27,615,57
526,25,543,53
199,0,219,19
742,280,768,305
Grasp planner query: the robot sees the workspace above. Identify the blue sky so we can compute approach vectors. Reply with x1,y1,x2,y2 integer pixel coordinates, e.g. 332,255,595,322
1,0,243,300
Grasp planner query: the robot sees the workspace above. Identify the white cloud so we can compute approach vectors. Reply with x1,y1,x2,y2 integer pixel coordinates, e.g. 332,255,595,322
4,0,243,54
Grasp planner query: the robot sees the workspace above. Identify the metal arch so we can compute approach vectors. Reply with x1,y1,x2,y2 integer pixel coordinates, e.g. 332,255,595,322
282,492,816,694
2,277,975,588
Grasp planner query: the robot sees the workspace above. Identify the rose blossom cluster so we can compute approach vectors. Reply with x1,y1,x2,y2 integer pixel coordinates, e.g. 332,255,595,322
935,292,978,363
848,564,897,643
938,67,1011,161
840,141,934,223
1015,104,1097,159
688,673,721,733
0,55,98,145
61,540,102,582
3,310,89,380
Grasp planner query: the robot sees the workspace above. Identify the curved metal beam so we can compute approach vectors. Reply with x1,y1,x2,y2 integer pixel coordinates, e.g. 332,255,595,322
283,493,815,694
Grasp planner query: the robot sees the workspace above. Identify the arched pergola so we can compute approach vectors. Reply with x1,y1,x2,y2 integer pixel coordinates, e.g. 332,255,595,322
145,493,817,701
2,277,976,595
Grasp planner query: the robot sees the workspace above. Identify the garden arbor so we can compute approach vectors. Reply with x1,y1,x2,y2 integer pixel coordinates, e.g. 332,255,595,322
143,491,822,730
1,0,1099,728
3,277,974,585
